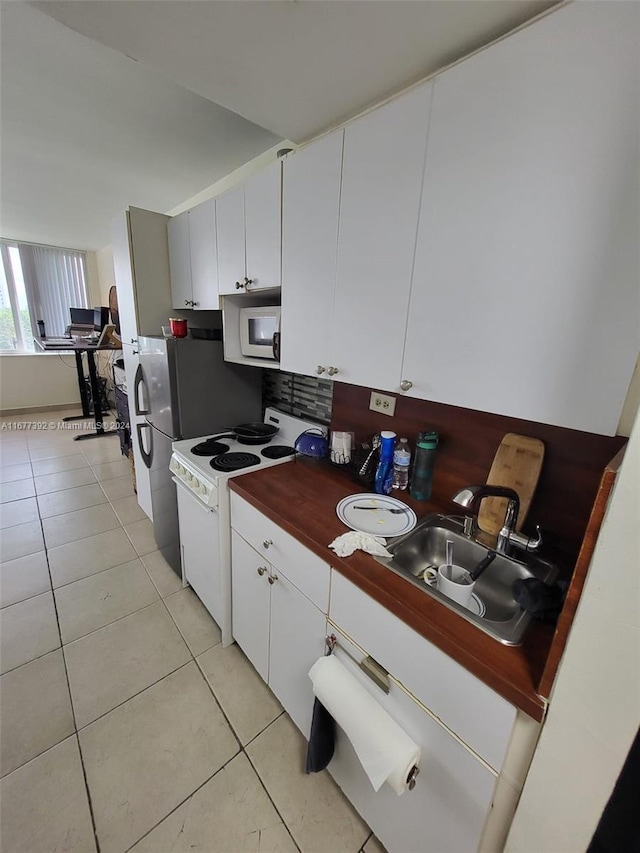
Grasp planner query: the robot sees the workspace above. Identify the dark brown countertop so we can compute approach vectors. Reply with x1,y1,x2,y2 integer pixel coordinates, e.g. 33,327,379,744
230,456,555,721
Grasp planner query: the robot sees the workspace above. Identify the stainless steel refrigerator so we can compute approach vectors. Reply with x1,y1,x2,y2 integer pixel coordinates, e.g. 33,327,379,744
135,336,262,574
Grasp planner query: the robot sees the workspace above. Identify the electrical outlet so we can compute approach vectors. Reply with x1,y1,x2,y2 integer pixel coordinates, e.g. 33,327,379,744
369,391,396,416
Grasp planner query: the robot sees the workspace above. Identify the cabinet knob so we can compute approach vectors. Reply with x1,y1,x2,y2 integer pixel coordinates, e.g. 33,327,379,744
316,366,326,375
133,350,139,355
130,338,138,344
257,566,267,576
400,379,413,392
235,281,245,290
192,301,199,307
244,277,253,287
184,299,190,306
327,366,339,376
263,539,273,549
268,574,278,585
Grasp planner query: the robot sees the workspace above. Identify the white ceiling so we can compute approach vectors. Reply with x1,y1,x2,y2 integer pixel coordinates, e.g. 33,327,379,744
2,0,558,252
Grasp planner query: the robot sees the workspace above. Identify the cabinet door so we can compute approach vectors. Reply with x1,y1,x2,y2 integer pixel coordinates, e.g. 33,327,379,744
216,185,246,295
244,161,281,291
167,211,192,310
127,207,173,338
330,82,433,391
231,531,270,681
281,131,343,377
176,482,223,626
111,213,138,346
189,198,220,309
269,572,326,737
328,636,497,853
402,3,639,434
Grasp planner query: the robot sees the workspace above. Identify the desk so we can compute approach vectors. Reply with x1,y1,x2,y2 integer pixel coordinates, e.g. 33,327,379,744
34,339,121,441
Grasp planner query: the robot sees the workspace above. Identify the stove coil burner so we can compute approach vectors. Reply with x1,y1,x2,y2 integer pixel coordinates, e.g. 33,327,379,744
210,452,261,472
191,440,230,457
261,445,296,459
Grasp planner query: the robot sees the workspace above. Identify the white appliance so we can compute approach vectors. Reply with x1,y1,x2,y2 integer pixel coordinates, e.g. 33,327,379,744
170,407,327,646
239,305,281,360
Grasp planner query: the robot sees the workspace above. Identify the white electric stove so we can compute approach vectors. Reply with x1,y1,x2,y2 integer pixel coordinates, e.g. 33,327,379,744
170,407,327,645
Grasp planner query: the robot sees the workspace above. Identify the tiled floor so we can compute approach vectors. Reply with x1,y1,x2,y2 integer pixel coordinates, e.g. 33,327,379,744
0,409,383,853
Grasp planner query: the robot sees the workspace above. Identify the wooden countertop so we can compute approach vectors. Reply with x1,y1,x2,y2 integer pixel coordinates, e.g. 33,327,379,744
230,456,555,721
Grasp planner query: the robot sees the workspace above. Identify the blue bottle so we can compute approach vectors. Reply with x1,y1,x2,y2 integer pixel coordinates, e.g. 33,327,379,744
374,430,396,495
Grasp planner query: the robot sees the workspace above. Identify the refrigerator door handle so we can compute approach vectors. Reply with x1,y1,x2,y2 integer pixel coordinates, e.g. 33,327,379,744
137,422,153,469
134,364,150,416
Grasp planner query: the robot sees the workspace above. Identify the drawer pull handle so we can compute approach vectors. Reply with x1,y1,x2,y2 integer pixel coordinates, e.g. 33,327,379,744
268,574,278,585
257,566,267,576
263,539,273,549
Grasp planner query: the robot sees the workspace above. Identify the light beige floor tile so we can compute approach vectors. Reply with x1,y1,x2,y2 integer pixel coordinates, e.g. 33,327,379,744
79,662,239,853
37,482,108,519
198,643,282,745
141,550,183,598
81,442,125,465
0,463,32,484
0,520,44,562
247,714,370,853
43,503,120,549
0,478,36,503
0,649,75,777
0,551,51,609
0,496,39,529
64,601,191,727
28,442,84,461
35,467,97,495
0,446,30,465
31,454,89,477
0,736,96,853
0,591,60,675
48,528,138,588
55,559,159,644
99,474,135,502
124,518,157,557
165,587,222,656
363,835,387,853
91,459,131,482
110,494,147,525
130,752,296,853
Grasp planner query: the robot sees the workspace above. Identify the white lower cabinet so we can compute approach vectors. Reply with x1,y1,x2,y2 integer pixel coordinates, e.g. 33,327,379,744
176,481,226,626
327,627,497,853
231,529,326,736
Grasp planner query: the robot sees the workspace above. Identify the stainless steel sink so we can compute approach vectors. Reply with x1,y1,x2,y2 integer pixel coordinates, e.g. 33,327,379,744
375,513,558,645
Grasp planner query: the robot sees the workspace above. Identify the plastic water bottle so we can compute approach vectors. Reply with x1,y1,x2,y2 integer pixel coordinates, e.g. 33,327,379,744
409,431,438,501
392,438,411,490
374,431,396,495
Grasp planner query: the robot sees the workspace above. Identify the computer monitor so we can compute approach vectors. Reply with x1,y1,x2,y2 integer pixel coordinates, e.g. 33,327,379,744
70,307,94,326
93,307,110,331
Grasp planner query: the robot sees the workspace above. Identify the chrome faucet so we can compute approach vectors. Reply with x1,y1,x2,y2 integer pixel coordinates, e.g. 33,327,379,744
451,485,542,555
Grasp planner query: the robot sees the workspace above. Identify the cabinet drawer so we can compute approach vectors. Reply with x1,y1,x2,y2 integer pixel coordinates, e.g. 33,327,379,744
327,628,496,853
231,493,330,612
330,572,516,771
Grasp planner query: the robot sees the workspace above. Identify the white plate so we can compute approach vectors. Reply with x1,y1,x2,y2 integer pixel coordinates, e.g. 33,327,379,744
336,493,417,537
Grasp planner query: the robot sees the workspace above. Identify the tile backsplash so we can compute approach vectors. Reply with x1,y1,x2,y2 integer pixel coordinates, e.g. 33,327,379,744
262,370,333,425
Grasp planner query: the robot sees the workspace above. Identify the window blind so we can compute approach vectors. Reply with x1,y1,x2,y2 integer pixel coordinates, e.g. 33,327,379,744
18,244,89,337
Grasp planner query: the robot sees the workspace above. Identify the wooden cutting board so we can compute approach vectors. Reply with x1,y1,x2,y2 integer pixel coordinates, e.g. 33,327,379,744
477,433,545,536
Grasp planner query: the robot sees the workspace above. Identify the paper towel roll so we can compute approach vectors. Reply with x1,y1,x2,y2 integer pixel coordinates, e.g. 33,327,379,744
309,654,420,795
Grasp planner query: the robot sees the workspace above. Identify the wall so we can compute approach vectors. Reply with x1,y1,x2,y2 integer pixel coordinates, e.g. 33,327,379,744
505,409,639,851
0,352,81,412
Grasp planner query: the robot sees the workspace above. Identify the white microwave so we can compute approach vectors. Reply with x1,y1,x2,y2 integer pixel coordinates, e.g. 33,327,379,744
239,306,281,361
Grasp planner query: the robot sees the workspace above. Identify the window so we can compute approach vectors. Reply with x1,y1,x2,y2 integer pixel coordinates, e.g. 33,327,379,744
0,240,89,352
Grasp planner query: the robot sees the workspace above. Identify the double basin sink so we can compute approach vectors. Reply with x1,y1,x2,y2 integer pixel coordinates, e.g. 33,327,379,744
375,513,558,645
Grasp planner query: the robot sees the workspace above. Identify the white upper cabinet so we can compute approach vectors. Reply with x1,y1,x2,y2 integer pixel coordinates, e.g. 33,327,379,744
280,129,344,377
330,82,433,390
402,2,639,434
216,185,246,295
217,162,282,295
168,199,220,310
244,161,282,292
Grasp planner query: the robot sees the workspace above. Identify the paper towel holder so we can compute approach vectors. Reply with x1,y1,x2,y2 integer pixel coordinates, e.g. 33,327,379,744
326,635,390,694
